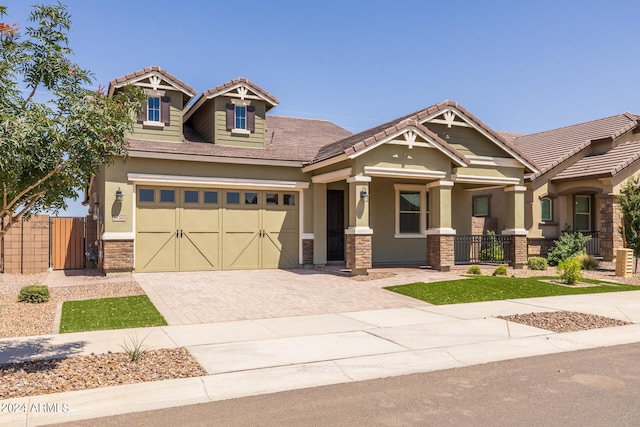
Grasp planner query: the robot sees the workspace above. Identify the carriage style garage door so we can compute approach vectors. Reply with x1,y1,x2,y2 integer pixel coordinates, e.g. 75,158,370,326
135,187,299,272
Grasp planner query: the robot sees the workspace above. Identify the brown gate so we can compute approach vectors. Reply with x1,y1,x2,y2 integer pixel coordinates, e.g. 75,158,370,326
51,217,85,270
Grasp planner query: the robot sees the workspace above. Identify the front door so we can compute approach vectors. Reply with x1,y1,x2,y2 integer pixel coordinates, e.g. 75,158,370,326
327,190,344,261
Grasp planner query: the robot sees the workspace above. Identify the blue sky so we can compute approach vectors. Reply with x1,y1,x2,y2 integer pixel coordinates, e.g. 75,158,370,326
4,0,640,215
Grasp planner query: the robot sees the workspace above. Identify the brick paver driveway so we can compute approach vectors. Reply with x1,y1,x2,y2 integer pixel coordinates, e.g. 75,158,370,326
134,269,454,325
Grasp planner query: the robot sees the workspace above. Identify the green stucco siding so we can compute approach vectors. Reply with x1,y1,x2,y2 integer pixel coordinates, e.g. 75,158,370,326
426,123,507,157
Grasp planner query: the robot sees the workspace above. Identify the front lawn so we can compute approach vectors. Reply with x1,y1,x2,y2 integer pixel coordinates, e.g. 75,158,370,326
385,276,639,305
59,295,167,333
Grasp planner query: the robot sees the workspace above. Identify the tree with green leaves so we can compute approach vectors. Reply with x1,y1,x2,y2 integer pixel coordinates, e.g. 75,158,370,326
0,2,143,237
619,174,640,271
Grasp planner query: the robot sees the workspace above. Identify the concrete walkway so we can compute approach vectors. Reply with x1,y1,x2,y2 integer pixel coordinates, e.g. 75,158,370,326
2,271,640,425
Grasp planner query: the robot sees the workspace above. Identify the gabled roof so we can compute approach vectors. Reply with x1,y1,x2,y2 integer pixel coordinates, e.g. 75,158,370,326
513,113,639,179
311,100,538,173
126,115,352,163
108,66,197,105
552,140,640,182
184,77,280,121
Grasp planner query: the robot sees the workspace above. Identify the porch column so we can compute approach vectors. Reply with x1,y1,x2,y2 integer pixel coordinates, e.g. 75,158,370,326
426,180,455,271
598,194,623,261
345,176,372,275
503,185,528,268
312,183,327,265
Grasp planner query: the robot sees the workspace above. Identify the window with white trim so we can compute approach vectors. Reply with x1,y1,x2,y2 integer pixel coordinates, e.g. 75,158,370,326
540,197,552,221
235,105,246,130
575,195,591,231
395,184,428,238
147,97,160,122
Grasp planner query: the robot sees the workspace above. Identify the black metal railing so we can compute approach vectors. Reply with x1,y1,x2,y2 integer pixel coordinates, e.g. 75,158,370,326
454,234,512,265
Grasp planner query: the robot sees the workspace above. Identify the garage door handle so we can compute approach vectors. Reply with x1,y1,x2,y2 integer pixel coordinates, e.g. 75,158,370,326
180,230,183,238
176,230,179,239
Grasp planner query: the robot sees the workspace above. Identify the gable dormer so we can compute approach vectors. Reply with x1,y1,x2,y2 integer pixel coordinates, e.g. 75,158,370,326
108,66,196,142
184,78,279,149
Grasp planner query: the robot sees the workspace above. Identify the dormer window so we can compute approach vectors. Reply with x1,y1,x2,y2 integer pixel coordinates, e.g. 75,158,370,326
226,101,256,135
139,95,170,128
235,105,246,129
148,97,161,122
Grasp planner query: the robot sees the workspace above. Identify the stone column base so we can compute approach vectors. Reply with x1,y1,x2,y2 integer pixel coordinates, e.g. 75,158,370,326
427,234,454,272
302,239,314,267
346,234,372,275
511,235,527,269
102,240,134,273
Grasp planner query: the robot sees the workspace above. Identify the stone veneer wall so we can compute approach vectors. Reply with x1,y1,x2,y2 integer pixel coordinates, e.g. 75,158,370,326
427,235,454,271
302,239,313,266
599,196,624,261
511,235,527,269
345,234,371,274
102,240,134,272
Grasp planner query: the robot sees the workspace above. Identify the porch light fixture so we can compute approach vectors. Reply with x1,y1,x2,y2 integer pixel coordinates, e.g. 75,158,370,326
360,189,369,201
115,188,123,202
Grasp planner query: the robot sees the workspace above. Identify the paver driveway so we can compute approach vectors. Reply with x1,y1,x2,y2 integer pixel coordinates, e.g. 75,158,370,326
134,268,455,325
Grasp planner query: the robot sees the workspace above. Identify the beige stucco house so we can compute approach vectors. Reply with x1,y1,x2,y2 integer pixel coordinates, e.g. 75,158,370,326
90,66,542,274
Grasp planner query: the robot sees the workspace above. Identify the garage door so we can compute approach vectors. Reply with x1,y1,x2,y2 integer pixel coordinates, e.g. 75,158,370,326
136,187,298,272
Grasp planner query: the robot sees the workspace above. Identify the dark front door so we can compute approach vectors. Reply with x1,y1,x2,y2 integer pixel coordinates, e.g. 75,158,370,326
327,190,344,261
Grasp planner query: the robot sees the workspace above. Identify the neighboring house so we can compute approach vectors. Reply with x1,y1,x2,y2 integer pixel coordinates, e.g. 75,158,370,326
508,113,640,260
89,66,540,274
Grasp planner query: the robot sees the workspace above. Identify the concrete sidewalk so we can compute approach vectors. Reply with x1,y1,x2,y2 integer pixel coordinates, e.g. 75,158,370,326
3,291,640,426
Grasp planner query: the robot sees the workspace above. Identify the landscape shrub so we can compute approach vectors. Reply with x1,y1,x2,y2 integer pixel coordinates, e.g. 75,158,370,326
577,253,599,270
547,227,591,266
493,266,508,276
18,285,50,303
558,257,582,285
527,257,548,270
466,265,482,275
479,230,504,262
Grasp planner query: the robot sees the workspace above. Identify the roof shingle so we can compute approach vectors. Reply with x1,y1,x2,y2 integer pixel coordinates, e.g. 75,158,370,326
552,140,640,181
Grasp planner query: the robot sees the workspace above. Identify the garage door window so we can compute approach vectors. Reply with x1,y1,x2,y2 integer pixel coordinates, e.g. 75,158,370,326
245,192,258,205
204,191,218,204
266,193,278,205
227,192,240,204
139,189,154,202
283,194,295,206
184,190,198,203
160,190,175,203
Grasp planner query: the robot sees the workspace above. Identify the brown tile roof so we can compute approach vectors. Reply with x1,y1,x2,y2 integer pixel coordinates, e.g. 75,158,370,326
312,100,537,172
201,77,280,106
513,113,639,179
126,115,352,163
497,131,525,144
551,140,640,181
108,65,197,98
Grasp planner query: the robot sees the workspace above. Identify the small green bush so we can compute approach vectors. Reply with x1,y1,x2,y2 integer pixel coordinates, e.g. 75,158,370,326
466,265,482,275
493,266,508,276
527,257,548,270
547,227,591,266
558,257,582,285
578,253,599,270
18,285,50,303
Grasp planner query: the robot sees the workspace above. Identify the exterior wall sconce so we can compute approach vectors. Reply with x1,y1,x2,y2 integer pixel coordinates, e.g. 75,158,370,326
360,189,369,201
115,188,123,202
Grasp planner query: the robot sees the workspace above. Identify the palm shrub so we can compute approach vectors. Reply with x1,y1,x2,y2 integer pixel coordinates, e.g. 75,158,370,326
527,257,548,270
558,257,582,285
466,265,482,275
577,253,599,270
547,226,591,266
493,266,508,276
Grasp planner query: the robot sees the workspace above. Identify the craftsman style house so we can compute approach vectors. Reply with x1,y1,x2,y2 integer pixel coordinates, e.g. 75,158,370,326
90,66,638,275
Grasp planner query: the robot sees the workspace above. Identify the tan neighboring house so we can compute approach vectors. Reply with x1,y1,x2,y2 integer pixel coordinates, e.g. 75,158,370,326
503,113,640,261
89,66,539,274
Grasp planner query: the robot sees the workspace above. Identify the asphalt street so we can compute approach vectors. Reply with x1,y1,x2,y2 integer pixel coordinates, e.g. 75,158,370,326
52,342,640,427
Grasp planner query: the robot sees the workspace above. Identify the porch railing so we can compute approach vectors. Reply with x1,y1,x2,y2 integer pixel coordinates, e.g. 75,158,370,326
582,231,600,256
454,234,512,265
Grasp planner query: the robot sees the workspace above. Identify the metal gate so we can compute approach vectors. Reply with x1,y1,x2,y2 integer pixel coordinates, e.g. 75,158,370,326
51,217,85,270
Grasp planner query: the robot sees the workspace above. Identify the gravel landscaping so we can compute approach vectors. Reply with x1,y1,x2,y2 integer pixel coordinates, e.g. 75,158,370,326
499,311,632,332
0,348,206,399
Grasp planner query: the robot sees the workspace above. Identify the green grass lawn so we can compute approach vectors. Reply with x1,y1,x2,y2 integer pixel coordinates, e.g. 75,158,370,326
59,295,167,333
385,276,639,305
